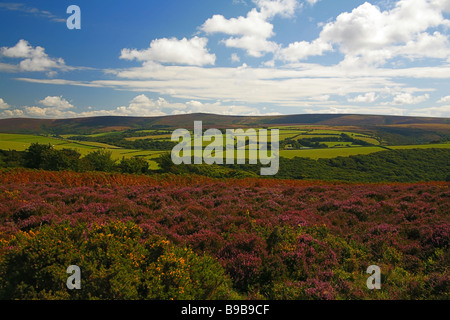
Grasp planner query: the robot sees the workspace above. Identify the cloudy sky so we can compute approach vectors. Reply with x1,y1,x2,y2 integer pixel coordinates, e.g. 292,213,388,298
0,0,450,119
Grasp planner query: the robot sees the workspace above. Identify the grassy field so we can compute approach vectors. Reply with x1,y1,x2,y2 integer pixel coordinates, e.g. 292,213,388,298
279,147,385,159
125,134,173,141
280,143,450,159
389,144,450,150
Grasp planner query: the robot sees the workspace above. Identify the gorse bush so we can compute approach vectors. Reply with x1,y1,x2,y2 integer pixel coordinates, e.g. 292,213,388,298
0,220,237,300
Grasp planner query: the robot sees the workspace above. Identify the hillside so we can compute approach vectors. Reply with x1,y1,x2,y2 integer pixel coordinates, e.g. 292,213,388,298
0,113,447,132
0,113,449,146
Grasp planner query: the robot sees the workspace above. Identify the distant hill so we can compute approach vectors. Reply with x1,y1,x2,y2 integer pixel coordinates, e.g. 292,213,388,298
0,113,449,145
0,113,448,132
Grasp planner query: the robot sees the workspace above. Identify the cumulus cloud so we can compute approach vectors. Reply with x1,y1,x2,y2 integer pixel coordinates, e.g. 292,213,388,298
318,0,450,66
0,96,76,118
304,104,406,116
201,9,277,57
114,95,173,117
437,95,450,103
392,92,430,105
39,96,74,110
348,92,378,103
201,9,274,38
276,38,332,61
1,109,24,118
253,0,299,18
201,0,299,57
0,98,10,110
278,0,450,64
0,94,283,119
231,53,241,63
120,37,216,66
176,99,280,116
15,96,75,118
410,105,450,117
0,39,66,73
431,0,450,12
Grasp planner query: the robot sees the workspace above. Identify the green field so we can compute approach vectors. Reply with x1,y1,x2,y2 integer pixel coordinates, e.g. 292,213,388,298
389,144,450,150
280,143,450,159
125,134,173,141
279,147,385,159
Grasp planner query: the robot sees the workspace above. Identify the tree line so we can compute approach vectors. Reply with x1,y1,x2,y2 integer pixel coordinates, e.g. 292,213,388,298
0,143,149,174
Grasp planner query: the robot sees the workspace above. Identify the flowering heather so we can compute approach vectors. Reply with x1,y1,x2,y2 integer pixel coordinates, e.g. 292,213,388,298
0,169,449,300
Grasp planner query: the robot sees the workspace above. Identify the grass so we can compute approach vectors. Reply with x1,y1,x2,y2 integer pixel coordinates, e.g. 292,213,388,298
389,143,450,150
125,134,173,141
279,147,385,159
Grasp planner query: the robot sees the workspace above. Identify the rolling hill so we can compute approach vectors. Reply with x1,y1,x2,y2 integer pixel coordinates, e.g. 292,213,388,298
0,113,449,145
0,113,448,131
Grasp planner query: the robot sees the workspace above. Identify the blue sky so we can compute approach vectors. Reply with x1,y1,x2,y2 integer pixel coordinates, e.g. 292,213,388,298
0,0,450,118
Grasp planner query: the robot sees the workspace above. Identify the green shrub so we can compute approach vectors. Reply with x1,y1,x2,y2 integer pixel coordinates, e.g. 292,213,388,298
0,220,237,300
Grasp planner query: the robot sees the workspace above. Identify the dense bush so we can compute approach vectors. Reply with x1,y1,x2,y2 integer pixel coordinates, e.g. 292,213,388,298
0,220,237,300
157,148,450,182
275,148,450,182
0,143,150,175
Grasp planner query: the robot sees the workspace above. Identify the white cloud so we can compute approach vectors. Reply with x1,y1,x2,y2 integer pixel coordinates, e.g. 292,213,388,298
437,95,450,103
348,92,378,103
201,9,277,57
202,9,274,38
39,96,74,110
276,38,332,62
0,94,283,119
16,61,423,108
313,0,450,66
22,106,63,118
410,105,450,117
397,31,450,60
0,109,24,118
0,39,66,72
182,99,282,116
0,3,65,23
322,1,446,51
114,95,174,117
304,104,406,116
431,0,450,12
201,1,299,57
0,98,10,110
252,0,299,18
231,53,241,63
120,37,215,66
392,92,430,105
310,95,330,101
222,36,279,57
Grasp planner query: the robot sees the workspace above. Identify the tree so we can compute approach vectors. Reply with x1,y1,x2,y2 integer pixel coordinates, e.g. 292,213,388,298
156,152,176,173
82,149,117,172
118,157,149,174
0,150,25,168
24,143,52,169
40,148,81,171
